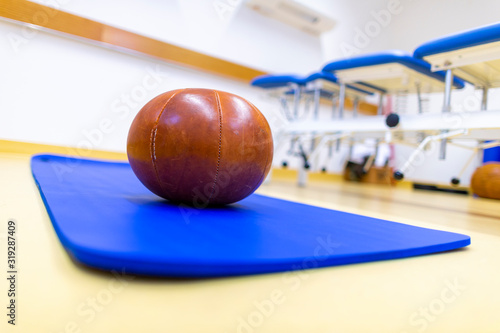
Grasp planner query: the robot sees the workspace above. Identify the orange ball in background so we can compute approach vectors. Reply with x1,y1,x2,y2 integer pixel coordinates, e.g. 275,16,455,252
470,163,500,200
127,88,274,206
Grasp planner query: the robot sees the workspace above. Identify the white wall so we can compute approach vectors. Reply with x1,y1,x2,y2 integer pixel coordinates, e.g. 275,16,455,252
0,18,293,153
27,0,323,74
0,0,323,155
319,0,500,61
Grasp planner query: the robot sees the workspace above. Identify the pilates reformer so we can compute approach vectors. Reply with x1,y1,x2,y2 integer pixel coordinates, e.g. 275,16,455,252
266,50,467,185
251,71,374,121
320,49,467,182
252,71,374,185
251,24,500,187
412,22,500,184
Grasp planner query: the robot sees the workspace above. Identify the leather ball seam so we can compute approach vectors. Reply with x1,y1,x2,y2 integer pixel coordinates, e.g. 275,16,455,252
150,90,183,197
208,90,223,203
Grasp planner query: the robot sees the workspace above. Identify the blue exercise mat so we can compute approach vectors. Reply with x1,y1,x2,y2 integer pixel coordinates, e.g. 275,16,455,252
31,154,470,277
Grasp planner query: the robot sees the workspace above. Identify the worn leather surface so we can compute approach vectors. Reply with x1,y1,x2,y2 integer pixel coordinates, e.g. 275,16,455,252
471,163,500,200
127,88,273,205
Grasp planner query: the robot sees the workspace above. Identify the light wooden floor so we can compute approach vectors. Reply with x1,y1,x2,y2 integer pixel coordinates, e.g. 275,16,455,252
1,152,500,333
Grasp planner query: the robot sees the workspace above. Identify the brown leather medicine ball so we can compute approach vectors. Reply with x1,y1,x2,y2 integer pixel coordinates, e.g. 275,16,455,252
470,163,500,200
127,88,273,206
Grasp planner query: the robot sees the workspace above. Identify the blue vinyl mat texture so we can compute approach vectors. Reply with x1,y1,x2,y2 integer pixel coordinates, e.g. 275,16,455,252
31,154,470,277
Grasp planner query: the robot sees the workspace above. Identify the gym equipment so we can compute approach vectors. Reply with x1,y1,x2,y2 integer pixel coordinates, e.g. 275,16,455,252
127,89,273,205
470,162,500,199
31,154,470,277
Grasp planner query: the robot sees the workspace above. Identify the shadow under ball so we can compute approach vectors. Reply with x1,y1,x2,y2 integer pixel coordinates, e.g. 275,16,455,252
127,88,274,205
470,163,500,200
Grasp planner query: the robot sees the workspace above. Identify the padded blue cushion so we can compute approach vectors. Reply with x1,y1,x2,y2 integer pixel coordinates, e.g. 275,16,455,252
250,74,305,88
483,143,500,163
322,50,466,89
303,72,374,95
414,22,500,59
304,71,339,84
31,154,470,278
